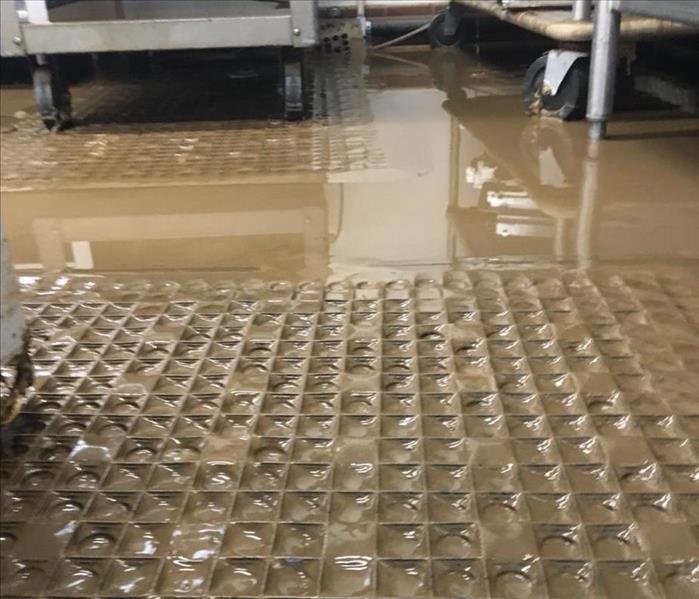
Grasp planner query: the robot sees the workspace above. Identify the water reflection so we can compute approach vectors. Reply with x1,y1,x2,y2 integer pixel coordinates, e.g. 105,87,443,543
1,46,697,278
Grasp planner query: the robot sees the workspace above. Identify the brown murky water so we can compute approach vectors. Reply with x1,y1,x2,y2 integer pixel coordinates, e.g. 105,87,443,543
1,43,699,599
2,47,698,278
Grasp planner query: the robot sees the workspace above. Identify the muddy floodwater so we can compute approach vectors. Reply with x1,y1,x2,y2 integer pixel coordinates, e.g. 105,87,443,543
1,41,699,599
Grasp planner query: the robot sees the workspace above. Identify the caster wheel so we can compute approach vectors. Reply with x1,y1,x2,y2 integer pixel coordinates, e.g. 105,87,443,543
32,64,72,130
428,11,466,48
523,54,588,120
283,51,305,121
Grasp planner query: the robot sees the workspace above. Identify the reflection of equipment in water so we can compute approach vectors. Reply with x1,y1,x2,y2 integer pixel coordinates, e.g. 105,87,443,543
441,76,582,258
0,227,33,425
519,118,579,190
481,183,557,241
442,86,583,208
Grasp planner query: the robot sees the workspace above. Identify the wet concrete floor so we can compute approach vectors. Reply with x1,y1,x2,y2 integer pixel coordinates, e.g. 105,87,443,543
1,42,699,599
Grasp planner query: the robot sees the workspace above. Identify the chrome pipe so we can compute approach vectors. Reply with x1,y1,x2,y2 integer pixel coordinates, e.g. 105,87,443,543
586,0,621,139
572,0,592,21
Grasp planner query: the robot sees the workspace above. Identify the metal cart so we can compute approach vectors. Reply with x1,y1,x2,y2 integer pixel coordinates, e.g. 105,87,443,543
1,0,319,128
428,0,697,120
587,0,699,139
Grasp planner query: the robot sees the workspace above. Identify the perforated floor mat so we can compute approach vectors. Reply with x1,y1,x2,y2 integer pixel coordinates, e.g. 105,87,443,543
1,267,699,598
0,51,383,190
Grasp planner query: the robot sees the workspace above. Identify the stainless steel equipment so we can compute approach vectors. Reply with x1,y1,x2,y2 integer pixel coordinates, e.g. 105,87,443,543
434,0,697,121
1,0,319,127
587,0,699,139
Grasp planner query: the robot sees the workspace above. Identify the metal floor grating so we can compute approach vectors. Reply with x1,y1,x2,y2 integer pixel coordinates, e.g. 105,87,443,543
1,267,699,598
0,51,384,190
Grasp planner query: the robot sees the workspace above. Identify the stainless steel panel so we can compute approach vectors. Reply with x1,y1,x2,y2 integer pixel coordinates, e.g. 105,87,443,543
618,0,699,26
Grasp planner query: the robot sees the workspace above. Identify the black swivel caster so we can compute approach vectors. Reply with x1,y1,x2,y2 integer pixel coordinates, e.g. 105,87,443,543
522,53,588,121
282,48,307,121
428,7,467,48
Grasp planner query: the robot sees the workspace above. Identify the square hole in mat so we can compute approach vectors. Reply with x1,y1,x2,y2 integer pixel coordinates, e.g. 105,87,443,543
526,493,580,523
486,558,547,599
101,558,161,596
168,523,224,560
66,522,125,557
472,465,521,493
292,438,335,462
378,492,426,523
377,559,430,597
157,557,212,596
427,465,471,492
231,491,281,521
381,393,419,415
149,462,198,490
280,491,330,522
533,523,591,559
379,438,422,463
427,492,475,522
182,491,233,523
587,524,646,560
36,491,90,523
424,438,470,464
221,522,275,557
133,492,186,522
264,558,320,597
380,464,424,492
85,491,140,521
543,559,600,599
330,492,377,524
320,556,374,597
49,557,110,595
273,523,324,557
194,461,241,490
14,462,62,490
378,524,427,558
520,464,570,493
101,463,152,491
1,559,54,596
240,463,287,491
118,522,175,557
210,558,266,596
430,523,481,558
598,560,662,599
432,558,488,598
286,463,333,491
301,393,339,415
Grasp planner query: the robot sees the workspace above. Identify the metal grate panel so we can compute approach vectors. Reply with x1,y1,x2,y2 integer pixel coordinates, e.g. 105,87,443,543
0,52,384,191
1,267,699,598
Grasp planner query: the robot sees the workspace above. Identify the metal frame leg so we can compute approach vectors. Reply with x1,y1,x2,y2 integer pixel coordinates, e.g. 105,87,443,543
576,139,600,268
586,0,621,140
572,0,592,22
443,3,462,37
289,0,319,47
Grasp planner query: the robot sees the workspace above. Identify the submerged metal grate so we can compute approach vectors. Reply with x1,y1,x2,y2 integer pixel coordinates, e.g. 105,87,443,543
1,267,699,598
0,52,384,190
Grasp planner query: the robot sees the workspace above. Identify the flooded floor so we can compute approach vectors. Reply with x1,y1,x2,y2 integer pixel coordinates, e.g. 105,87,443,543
1,39,699,599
